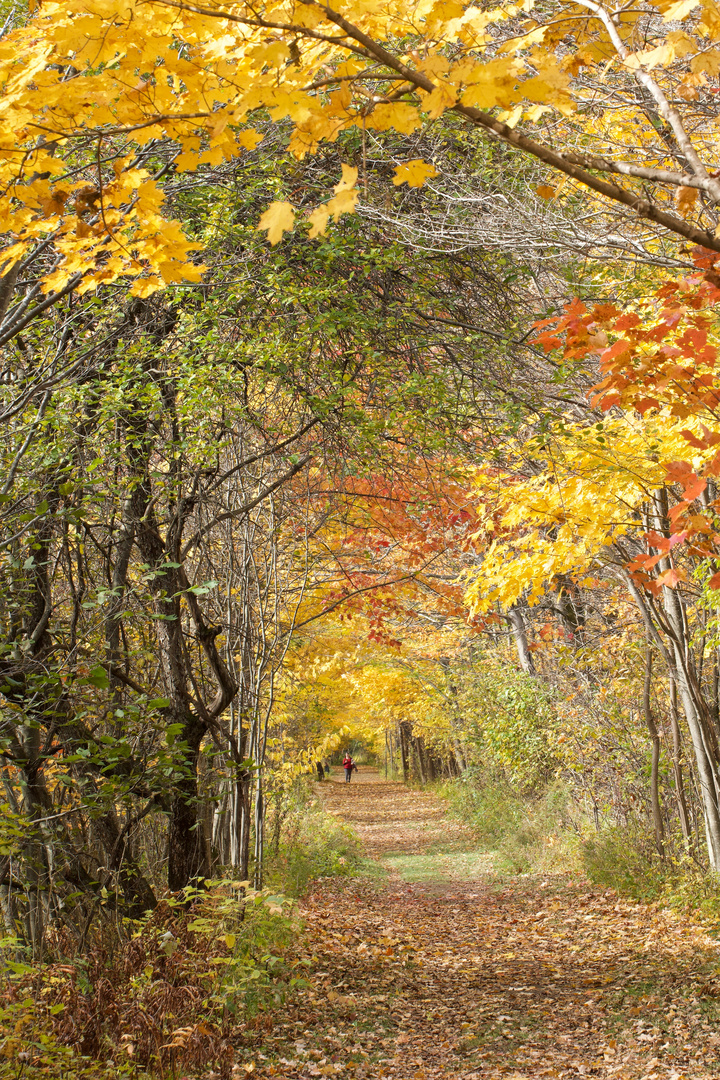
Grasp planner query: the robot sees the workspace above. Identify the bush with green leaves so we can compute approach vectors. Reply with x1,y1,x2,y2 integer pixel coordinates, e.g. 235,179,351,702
440,771,581,874
582,823,720,920
266,781,362,896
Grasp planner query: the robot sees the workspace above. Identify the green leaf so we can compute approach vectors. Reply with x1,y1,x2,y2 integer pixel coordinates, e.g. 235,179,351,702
166,722,184,746
186,580,219,596
86,666,110,689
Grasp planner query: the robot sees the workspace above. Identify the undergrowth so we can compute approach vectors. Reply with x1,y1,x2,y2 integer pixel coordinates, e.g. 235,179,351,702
582,823,720,924
265,779,363,895
0,883,298,1080
0,782,358,1079
437,770,581,875
440,771,720,923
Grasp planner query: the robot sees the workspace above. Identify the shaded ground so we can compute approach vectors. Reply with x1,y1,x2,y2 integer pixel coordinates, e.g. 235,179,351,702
242,769,720,1079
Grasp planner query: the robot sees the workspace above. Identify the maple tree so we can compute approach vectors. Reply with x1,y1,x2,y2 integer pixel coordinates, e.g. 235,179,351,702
2,0,720,323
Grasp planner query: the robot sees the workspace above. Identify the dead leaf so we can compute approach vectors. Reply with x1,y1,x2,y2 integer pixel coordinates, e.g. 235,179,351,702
675,185,698,217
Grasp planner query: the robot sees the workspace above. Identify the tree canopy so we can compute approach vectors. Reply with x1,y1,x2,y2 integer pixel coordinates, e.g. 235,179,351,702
5,0,720,1073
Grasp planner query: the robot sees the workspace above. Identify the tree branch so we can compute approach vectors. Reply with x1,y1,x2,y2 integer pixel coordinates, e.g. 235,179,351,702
180,454,311,558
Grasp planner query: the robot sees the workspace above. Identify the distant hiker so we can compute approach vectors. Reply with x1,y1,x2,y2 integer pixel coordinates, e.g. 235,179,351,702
343,753,354,783
323,760,331,777
316,761,324,782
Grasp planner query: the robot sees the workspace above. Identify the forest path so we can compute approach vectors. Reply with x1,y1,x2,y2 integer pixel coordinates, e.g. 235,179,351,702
248,769,720,1080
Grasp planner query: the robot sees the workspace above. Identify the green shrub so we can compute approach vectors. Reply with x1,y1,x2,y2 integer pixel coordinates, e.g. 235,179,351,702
478,673,561,790
265,782,362,895
439,771,580,874
582,822,663,899
582,823,720,922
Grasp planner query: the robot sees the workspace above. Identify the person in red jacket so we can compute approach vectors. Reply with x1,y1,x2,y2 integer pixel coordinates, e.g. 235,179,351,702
342,753,354,783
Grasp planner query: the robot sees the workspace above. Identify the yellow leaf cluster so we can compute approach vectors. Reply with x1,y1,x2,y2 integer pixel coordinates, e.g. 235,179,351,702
1,0,719,286
464,413,712,613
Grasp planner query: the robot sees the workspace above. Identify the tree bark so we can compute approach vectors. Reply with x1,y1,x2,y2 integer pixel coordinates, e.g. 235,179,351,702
669,677,693,846
508,606,535,674
642,644,665,856
399,721,410,784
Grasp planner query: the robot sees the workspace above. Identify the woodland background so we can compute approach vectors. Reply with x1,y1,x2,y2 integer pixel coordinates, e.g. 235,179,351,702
3,0,720,1073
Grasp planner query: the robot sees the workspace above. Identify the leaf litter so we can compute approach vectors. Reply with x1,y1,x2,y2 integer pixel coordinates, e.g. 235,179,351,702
237,770,720,1079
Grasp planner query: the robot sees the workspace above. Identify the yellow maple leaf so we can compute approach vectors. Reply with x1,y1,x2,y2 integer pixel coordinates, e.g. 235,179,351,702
392,160,438,188
663,0,699,19
498,104,523,127
236,129,263,151
691,48,720,75
174,151,200,173
633,42,675,68
368,103,421,134
257,200,295,245
0,241,28,272
334,164,358,194
327,188,358,220
421,82,456,119
308,205,330,238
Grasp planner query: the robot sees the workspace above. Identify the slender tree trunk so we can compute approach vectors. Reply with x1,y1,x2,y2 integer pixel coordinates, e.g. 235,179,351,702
625,496,720,871
212,784,230,865
399,722,410,784
671,656,720,868
167,720,209,892
642,644,665,856
415,737,427,785
239,776,252,881
508,606,535,674
664,591,720,864
669,677,692,846
452,740,467,774
253,769,264,890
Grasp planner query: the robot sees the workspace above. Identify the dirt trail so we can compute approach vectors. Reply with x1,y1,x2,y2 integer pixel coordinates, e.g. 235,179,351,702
247,769,720,1080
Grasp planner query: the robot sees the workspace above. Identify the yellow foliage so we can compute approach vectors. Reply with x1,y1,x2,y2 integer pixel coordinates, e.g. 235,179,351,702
0,0,717,290
267,727,351,789
464,412,712,613
392,160,438,187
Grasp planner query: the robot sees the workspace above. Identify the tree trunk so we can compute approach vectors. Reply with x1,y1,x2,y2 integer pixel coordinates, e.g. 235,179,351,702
167,719,209,892
451,739,467,774
668,677,692,846
626,497,720,871
661,586,720,866
212,783,230,865
92,802,158,917
399,722,410,784
508,606,535,674
415,737,427,785
239,775,252,881
253,769,264,890
642,644,665,856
